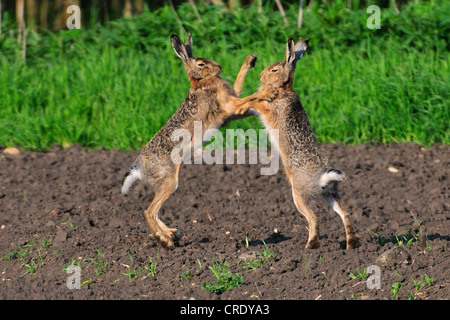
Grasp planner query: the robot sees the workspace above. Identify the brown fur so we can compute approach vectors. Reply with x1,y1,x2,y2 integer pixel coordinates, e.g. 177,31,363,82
247,38,360,249
122,34,276,249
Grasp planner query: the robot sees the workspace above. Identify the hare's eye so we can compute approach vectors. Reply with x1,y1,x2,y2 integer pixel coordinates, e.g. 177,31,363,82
197,63,205,67
271,69,278,72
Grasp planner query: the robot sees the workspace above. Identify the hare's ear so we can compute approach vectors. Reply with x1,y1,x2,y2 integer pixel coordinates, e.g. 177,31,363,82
185,32,193,58
171,34,190,62
294,37,309,61
285,38,296,65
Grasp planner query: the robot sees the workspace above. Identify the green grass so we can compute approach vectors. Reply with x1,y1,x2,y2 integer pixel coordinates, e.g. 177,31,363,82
242,240,274,270
0,0,448,151
349,268,368,280
122,253,158,281
2,238,51,276
84,248,109,276
202,259,244,293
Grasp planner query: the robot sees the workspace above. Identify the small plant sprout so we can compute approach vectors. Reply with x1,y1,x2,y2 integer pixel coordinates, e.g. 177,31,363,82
412,277,423,291
3,241,49,276
84,248,108,276
243,240,274,270
202,260,243,293
81,278,94,286
143,257,157,279
394,234,416,247
60,213,77,230
62,259,82,273
349,268,367,280
390,282,402,299
180,266,192,281
122,254,139,282
424,274,434,286
371,229,386,246
197,259,203,270
122,253,157,281
408,274,435,300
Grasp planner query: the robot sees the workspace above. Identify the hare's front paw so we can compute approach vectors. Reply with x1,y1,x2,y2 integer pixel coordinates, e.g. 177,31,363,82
235,104,250,115
263,86,278,102
244,54,257,69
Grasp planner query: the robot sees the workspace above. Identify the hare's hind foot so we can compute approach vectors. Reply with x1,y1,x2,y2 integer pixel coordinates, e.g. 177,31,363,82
325,196,360,250
346,235,360,250
305,237,320,249
154,228,184,250
292,190,320,250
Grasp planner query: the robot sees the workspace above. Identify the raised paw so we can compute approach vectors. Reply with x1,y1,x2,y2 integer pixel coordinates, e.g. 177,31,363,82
244,54,257,69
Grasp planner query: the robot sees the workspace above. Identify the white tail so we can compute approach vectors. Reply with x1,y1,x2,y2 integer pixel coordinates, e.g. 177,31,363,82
320,168,346,190
121,164,142,195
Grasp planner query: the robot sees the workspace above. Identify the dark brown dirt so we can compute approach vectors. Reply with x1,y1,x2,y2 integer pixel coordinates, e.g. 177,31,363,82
0,142,448,300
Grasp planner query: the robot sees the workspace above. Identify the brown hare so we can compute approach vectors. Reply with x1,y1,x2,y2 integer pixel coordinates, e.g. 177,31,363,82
247,38,360,249
121,34,276,249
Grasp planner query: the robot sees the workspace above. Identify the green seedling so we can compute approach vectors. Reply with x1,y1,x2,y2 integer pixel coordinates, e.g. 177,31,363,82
424,274,434,286
412,277,424,291
61,259,83,273
143,257,157,279
84,248,108,276
425,236,432,250
394,234,416,247
371,229,386,246
180,267,192,281
3,241,49,276
390,282,402,299
349,268,367,280
3,244,33,261
197,259,203,270
41,238,51,248
202,260,243,293
123,253,157,281
350,292,365,300
242,240,274,270
60,214,77,230
81,278,94,286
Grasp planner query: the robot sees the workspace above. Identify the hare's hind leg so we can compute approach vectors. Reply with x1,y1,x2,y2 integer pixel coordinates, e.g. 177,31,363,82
292,190,320,249
325,196,360,249
144,165,183,249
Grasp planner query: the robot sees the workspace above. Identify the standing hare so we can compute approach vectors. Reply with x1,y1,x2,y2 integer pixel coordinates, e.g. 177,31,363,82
121,34,276,249
247,38,360,249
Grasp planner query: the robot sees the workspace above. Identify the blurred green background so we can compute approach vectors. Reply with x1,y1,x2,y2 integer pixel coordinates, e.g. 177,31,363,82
0,0,448,151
